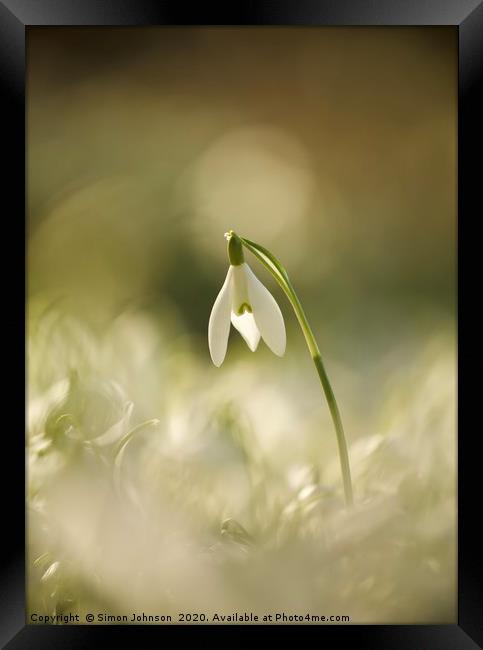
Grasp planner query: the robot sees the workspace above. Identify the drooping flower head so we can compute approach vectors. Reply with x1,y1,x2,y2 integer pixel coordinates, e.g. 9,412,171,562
208,231,286,366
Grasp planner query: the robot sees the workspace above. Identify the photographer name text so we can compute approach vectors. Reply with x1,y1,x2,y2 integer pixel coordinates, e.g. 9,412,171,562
30,611,350,624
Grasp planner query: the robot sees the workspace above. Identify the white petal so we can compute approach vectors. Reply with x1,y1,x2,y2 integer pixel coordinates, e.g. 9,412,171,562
208,267,233,366
230,264,250,314
244,263,286,356
231,310,261,351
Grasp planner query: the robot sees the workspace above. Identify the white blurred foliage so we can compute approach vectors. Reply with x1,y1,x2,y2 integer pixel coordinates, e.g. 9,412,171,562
28,306,456,623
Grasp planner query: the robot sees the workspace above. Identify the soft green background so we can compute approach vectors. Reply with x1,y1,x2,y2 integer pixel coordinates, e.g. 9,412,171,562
27,27,456,623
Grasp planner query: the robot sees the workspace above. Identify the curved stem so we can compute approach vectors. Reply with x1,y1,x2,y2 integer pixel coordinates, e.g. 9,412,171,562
282,287,354,507
312,356,353,506
239,235,354,507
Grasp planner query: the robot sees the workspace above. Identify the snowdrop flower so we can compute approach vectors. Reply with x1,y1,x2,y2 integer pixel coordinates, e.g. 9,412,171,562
207,230,353,507
208,231,286,366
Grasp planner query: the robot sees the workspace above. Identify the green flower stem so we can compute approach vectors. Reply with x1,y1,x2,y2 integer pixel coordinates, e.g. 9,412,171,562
284,289,353,508
239,235,354,507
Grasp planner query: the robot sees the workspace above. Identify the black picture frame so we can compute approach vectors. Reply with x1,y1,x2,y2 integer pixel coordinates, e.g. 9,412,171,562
2,1,481,647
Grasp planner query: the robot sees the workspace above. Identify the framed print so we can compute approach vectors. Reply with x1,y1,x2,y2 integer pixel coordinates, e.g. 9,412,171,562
1,1,482,647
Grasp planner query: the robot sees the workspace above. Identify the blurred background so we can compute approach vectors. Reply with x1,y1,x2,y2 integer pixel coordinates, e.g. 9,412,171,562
27,27,456,623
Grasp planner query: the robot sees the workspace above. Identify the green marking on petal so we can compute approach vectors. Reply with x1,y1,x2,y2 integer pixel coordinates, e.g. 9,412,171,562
237,302,252,315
